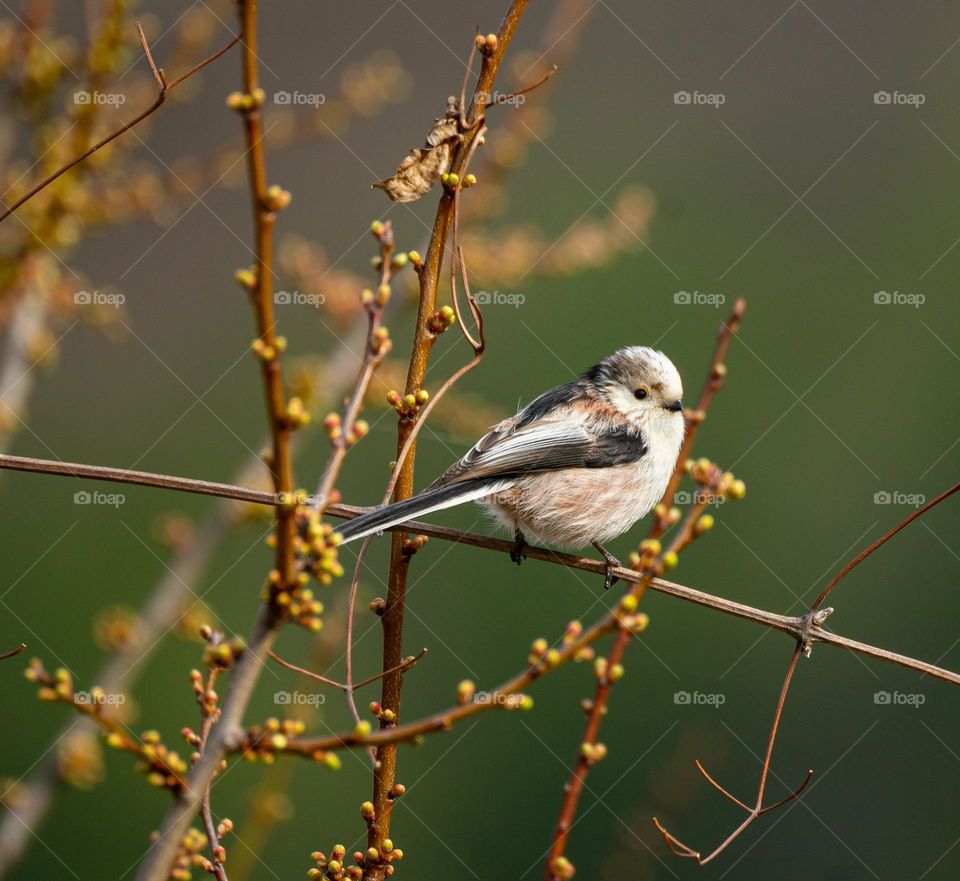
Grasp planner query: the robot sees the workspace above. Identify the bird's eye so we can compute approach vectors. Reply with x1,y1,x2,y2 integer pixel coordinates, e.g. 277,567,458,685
634,386,649,401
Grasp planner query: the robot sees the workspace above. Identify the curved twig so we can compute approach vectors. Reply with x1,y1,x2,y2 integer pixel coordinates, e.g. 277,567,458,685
267,647,427,693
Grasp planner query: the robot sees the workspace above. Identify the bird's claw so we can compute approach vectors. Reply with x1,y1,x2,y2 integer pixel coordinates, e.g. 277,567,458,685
510,532,528,566
592,542,621,590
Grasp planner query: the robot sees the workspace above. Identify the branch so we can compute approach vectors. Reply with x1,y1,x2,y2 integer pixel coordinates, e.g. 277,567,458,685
547,300,745,879
1,452,957,685
0,325,382,877
267,647,427,693
0,644,26,661
361,6,530,876
653,480,960,864
0,24,240,225
134,3,292,878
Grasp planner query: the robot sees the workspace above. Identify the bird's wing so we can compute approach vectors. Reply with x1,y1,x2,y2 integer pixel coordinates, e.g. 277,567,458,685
427,406,647,489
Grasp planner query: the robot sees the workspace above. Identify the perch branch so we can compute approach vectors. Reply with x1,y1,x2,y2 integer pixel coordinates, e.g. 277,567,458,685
0,453,957,685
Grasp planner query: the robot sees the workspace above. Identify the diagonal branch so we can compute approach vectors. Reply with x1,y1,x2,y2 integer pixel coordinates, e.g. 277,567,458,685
0,23,240,225
653,481,960,864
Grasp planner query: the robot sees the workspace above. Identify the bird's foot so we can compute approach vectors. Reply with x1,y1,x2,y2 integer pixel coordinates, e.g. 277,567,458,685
510,531,528,566
592,541,621,590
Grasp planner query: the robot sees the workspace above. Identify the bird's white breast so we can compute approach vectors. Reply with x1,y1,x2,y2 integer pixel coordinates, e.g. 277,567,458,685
479,412,683,551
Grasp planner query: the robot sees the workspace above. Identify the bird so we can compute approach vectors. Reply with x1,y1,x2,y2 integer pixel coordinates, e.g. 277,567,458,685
336,346,685,588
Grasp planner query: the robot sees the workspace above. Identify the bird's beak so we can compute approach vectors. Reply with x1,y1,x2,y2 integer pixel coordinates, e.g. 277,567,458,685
664,399,683,413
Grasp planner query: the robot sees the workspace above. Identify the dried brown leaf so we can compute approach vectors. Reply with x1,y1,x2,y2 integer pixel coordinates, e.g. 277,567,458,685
373,99,462,202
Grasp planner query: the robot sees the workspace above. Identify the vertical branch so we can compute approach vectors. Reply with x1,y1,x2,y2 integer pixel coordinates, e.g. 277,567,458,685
134,3,294,880
237,0,296,582
363,3,530,876
545,302,746,880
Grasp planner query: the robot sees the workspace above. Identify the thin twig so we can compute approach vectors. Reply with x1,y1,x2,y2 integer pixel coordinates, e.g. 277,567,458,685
811,481,960,611
0,644,26,661
266,648,427,692
653,483,960,864
0,26,240,225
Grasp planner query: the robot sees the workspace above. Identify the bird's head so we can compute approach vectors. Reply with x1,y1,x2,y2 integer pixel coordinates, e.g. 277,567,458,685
586,347,685,424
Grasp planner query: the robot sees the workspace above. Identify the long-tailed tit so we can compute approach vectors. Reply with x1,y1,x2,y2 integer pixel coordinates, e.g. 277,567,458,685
337,346,685,588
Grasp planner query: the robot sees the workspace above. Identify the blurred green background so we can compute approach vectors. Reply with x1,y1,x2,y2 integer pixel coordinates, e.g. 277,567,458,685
1,2,959,880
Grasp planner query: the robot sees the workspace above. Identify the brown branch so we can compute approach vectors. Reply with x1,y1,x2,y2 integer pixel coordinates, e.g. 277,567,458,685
1,452,957,685
651,297,745,540
311,222,396,515
810,481,960,612
546,301,745,879
0,24,240,225
134,4,291,879
266,648,427,693
653,483,960,864
0,325,382,876
0,644,26,661
362,6,530,876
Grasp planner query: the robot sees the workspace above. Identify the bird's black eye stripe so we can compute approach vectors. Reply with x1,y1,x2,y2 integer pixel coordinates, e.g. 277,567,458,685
634,387,648,401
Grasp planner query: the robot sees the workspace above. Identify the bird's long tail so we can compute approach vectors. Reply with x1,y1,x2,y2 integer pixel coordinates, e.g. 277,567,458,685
336,478,511,544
